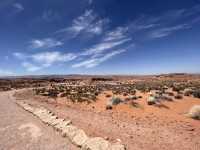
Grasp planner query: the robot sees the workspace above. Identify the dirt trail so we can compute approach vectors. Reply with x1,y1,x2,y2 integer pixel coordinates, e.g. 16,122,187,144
0,91,79,150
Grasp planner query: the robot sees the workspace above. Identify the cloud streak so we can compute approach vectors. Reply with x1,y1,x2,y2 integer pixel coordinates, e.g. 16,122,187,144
149,24,190,39
56,9,109,38
30,38,63,49
13,3,24,12
72,49,126,68
14,51,77,72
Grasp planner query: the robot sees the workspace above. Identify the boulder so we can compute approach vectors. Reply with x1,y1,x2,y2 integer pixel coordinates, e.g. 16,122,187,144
109,143,126,150
54,120,72,131
188,105,200,120
61,125,78,138
72,129,89,147
147,96,157,105
81,137,111,150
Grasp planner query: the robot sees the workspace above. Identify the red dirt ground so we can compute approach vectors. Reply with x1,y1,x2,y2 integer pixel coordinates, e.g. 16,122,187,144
15,89,200,150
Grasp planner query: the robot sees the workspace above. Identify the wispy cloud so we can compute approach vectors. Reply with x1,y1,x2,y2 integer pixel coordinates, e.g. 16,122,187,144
14,51,77,72
149,24,190,39
103,27,129,42
31,51,77,66
82,38,131,56
13,3,24,12
56,9,109,38
30,38,63,49
22,62,42,72
72,49,126,68
88,0,93,5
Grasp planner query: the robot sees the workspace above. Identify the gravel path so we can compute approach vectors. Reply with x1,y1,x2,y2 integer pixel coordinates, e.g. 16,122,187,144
0,91,79,150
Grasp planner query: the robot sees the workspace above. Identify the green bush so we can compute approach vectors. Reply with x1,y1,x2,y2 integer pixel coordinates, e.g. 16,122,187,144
193,90,200,98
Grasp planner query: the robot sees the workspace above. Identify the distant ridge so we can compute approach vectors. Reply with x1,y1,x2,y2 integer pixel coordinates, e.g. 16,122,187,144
0,73,200,80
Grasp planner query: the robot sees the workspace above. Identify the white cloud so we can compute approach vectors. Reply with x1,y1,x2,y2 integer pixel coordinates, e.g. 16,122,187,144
149,24,190,39
31,51,77,66
72,49,126,68
30,38,63,49
103,27,129,42
14,51,78,72
82,38,131,56
13,3,24,12
56,9,109,37
22,62,42,72
88,0,93,5
13,52,27,59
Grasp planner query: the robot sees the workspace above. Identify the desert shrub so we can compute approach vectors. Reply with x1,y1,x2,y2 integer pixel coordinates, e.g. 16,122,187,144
106,105,112,110
48,89,59,98
94,92,99,96
193,90,200,98
155,91,163,96
184,89,194,96
130,101,140,108
123,93,128,96
106,97,122,109
130,90,136,95
125,96,137,101
110,97,122,105
160,95,173,101
188,105,200,120
60,92,68,97
172,86,183,92
106,94,111,98
174,94,183,99
165,92,174,96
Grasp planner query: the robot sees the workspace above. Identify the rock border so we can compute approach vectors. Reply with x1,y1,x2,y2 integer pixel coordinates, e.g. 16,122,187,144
16,101,126,150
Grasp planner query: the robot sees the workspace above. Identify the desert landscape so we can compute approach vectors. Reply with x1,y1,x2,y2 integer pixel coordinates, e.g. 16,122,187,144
1,0,200,149
0,74,200,150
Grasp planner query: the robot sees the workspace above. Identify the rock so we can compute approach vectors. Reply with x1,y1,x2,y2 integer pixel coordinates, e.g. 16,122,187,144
72,129,89,147
55,120,72,131
109,143,126,150
147,96,157,105
49,118,65,126
188,105,200,120
61,125,78,138
81,137,111,150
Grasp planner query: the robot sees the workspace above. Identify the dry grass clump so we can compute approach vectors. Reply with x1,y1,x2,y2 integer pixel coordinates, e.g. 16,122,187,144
188,105,200,120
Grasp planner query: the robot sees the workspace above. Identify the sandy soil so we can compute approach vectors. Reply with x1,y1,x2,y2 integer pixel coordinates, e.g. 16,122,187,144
15,89,200,150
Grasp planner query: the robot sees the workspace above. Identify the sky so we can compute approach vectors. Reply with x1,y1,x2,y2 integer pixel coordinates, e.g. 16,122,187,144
0,0,200,76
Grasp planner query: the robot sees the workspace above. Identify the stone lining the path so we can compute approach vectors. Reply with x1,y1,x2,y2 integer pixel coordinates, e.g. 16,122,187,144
16,101,126,150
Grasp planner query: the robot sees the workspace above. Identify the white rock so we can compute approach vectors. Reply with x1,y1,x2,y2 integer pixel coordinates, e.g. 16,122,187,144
81,137,111,150
109,143,126,150
55,120,72,131
72,129,89,147
188,105,200,119
61,125,78,138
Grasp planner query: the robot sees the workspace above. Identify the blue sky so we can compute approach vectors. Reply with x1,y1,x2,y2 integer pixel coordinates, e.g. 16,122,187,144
0,0,200,76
